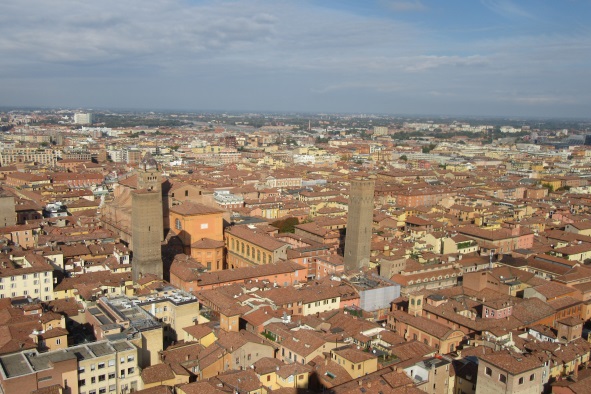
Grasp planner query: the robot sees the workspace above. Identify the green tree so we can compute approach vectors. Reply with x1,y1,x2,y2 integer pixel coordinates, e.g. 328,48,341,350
270,217,299,233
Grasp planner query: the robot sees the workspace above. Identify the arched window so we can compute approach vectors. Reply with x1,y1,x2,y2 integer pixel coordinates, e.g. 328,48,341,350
175,218,182,230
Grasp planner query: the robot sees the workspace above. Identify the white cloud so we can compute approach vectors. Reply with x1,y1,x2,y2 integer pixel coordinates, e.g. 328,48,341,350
0,0,590,117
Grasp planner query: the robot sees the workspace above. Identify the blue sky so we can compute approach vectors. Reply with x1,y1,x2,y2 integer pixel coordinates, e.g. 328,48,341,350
1,0,590,117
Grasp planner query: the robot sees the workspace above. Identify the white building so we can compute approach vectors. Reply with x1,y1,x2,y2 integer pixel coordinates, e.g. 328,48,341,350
74,113,94,124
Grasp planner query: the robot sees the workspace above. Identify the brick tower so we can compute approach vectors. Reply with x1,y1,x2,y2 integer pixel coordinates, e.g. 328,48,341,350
131,153,164,281
344,176,375,271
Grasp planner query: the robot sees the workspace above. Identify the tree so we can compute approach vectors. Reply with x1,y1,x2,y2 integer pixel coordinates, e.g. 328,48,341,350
400,155,408,161
270,217,299,233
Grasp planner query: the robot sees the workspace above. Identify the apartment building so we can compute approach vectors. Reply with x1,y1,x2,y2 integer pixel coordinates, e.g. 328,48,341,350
0,339,138,394
69,340,139,394
225,225,289,269
0,147,58,167
134,286,201,344
0,253,54,301
86,297,163,368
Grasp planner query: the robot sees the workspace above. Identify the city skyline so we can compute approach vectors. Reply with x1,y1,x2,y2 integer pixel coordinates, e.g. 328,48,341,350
2,0,590,118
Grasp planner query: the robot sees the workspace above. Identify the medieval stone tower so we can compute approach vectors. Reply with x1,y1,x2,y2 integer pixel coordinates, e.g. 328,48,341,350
131,153,164,281
344,176,375,271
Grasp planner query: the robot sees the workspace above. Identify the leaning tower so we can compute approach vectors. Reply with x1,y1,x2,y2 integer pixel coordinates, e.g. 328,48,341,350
344,176,375,271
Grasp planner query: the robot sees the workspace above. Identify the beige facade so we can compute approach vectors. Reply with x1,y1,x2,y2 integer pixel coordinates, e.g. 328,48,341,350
476,354,544,394
331,347,378,379
0,254,54,301
136,286,200,344
0,147,58,166
71,340,139,394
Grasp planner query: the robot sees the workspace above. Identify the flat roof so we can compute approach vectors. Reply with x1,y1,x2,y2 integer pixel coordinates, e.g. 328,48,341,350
0,353,33,378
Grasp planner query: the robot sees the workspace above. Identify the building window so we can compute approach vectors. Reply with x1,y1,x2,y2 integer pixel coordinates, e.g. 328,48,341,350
518,377,524,385
175,218,182,230
485,367,492,376
499,374,507,384
530,373,535,381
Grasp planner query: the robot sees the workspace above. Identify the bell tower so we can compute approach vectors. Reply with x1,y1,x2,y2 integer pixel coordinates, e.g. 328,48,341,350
408,294,424,317
131,153,164,281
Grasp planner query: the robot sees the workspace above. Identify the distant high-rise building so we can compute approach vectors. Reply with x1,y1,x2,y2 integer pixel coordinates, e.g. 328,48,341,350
373,126,388,136
74,113,94,124
125,148,142,165
344,177,375,271
131,153,164,281
224,136,237,149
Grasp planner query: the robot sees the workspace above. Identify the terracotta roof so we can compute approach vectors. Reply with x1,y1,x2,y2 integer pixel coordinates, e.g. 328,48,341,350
170,201,225,216
141,363,176,384
479,350,543,375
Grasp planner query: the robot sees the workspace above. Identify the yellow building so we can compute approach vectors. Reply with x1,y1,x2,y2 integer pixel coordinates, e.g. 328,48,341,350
253,358,312,391
182,323,217,347
135,285,201,345
66,340,140,394
331,346,379,379
225,225,289,269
